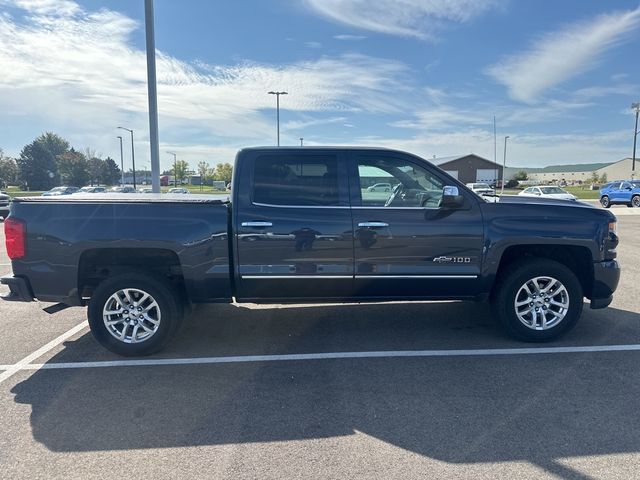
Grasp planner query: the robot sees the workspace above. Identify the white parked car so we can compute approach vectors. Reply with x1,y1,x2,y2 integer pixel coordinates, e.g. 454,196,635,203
466,183,495,195
168,187,189,194
366,183,393,192
519,186,577,201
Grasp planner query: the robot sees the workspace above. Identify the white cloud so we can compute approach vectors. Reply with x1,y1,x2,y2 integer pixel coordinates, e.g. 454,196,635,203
486,7,640,103
305,41,322,48
304,0,501,40
333,34,366,40
0,0,412,168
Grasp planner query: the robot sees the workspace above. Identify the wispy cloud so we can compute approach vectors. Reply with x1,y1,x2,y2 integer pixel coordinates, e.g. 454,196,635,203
304,0,501,40
486,7,640,103
333,34,366,41
305,41,322,48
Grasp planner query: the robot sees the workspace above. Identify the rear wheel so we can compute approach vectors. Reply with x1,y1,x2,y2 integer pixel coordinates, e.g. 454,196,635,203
87,272,183,356
491,259,583,342
600,196,610,208
632,195,640,208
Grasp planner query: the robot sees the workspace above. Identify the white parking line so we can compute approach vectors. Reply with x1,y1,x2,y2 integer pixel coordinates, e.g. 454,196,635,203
0,321,88,384
1,343,640,380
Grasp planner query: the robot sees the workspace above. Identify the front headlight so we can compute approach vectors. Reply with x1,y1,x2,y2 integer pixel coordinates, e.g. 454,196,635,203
609,221,617,235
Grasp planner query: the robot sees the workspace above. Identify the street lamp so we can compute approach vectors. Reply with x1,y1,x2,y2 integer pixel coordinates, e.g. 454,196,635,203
631,102,639,180
268,91,287,146
166,151,177,186
300,137,304,146
117,127,136,188
501,135,510,197
116,136,125,186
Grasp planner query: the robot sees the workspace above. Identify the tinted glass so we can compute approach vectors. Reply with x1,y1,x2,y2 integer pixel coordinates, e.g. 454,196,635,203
358,157,444,207
540,187,565,194
253,155,340,206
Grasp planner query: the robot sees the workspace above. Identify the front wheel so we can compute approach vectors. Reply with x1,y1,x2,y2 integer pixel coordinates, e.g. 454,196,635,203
600,196,610,208
491,259,583,342
632,195,640,208
87,272,184,356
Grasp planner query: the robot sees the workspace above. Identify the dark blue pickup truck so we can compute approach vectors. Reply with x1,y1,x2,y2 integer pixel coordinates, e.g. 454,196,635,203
2,147,620,356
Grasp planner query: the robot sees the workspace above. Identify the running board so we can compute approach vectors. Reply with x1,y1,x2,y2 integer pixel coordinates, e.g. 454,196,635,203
43,303,72,314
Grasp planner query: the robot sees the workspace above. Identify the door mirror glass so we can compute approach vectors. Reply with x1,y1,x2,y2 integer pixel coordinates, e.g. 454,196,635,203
441,185,464,208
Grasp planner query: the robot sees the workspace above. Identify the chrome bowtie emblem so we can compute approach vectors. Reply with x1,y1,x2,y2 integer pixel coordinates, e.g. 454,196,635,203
433,256,453,263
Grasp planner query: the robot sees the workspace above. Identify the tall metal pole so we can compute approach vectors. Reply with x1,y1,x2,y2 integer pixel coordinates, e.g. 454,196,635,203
117,136,124,186
145,0,161,193
268,91,287,146
501,135,510,197
167,151,177,186
632,102,639,180
117,127,136,188
493,115,497,186
300,137,304,146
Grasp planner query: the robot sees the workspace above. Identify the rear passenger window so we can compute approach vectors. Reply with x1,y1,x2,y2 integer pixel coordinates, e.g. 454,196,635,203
253,155,340,206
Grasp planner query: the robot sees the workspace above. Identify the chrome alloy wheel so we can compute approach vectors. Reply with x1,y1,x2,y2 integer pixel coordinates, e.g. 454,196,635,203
514,276,570,330
102,288,161,343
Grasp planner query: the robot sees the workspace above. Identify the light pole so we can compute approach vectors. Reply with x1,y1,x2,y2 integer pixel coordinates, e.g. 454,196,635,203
144,0,161,193
501,135,510,197
631,102,639,180
117,127,136,188
116,136,124,186
268,91,287,146
167,151,177,186
300,137,304,146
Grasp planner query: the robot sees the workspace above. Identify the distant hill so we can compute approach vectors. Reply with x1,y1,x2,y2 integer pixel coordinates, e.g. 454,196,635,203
509,162,612,173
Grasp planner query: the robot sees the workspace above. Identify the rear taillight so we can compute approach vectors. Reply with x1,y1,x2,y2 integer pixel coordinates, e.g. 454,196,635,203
4,217,26,260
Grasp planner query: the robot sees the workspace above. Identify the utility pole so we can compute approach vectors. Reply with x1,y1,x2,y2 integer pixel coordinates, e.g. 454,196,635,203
632,102,639,180
501,136,510,197
144,0,161,193
300,137,304,146
167,151,177,186
493,115,497,187
117,127,136,188
117,136,124,186
268,91,287,146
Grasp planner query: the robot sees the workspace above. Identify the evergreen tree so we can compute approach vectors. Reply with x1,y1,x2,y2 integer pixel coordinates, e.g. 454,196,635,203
17,141,59,190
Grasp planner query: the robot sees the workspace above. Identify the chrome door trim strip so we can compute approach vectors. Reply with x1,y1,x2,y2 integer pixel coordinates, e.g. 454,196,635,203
241,274,478,279
252,202,350,209
355,275,478,279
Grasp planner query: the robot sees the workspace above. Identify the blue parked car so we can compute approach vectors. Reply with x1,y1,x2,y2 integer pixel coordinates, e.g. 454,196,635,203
599,180,640,208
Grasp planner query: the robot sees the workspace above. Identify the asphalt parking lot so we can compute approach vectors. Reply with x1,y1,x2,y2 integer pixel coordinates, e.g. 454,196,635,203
0,207,639,479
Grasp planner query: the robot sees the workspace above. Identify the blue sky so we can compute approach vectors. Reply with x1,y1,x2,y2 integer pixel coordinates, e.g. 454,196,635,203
0,0,639,170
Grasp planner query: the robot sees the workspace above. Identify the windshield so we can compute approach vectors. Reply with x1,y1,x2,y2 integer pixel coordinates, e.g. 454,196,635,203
474,183,491,189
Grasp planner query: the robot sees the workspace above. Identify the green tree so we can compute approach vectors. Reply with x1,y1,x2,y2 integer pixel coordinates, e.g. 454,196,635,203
101,157,121,185
599,173,608,184
57,149,90,187
34,132,70,160
0,149,18,188
514,170,528,181
213,162,233,183
17,141,59,190
588,171,599,184
171,159,190,185
197,161,209,190
87,157,104,186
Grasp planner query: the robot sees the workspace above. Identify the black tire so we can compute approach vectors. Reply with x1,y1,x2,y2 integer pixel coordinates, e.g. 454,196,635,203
491,258,583,342
600,196,610,208
87,272,184,356
632,195,640,208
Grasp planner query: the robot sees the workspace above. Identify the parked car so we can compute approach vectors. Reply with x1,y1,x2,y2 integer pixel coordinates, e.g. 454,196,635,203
168,187,189,194
0,191,9,219
519,186,577,201
366,183,393,192
110,186,137,193
41,186,80,196
599,181,640,208
77,186,107,193
466,183,495,195
1,147,620,356
138,188,153,193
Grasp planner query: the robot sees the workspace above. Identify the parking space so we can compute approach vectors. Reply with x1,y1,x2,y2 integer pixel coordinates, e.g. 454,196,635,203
0,215,638,479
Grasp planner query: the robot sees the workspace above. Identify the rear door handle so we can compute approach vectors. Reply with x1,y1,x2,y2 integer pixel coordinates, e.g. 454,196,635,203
241,221,273,228
358,222,389,228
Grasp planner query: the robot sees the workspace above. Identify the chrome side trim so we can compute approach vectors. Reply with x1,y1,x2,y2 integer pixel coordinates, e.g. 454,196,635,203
352,206,439,210
355,275,478,279
252,202,349,209
242,275,353,279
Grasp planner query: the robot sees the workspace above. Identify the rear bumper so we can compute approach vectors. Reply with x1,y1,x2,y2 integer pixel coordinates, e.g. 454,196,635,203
0,275,35,302
589,260,620,309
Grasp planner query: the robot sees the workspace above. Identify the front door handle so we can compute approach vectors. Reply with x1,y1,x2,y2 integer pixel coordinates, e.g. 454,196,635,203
358,222,389,228
241,221,273,228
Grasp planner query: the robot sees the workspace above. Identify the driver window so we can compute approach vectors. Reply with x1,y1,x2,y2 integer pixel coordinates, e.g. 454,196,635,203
357,157,445,208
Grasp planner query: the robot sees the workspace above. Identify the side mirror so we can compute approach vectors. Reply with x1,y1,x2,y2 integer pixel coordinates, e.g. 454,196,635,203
441,186,464,208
